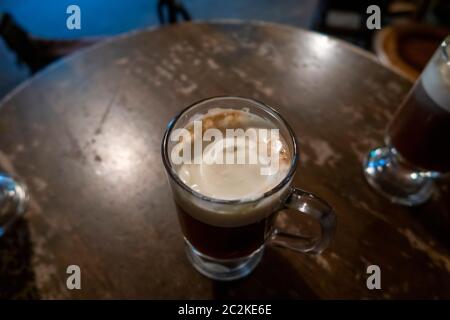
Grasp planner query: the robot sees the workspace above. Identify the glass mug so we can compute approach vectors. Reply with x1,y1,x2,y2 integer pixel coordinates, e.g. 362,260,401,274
162,96,336,281
0,173,28,237
363,35,450,206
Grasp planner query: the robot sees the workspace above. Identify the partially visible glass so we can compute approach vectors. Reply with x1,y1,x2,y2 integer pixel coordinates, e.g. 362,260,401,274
0,173,28,237
162,97,336,281
363,35,450,206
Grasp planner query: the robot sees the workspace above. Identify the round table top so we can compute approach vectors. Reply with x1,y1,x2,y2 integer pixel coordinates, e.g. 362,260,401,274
0,21,449,299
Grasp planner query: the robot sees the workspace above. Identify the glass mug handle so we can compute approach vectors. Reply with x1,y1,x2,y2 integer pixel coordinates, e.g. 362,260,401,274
270,187,336,254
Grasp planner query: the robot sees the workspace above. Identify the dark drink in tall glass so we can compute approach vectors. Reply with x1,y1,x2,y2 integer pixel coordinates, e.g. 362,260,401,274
364,35,450,206
387,77,450,173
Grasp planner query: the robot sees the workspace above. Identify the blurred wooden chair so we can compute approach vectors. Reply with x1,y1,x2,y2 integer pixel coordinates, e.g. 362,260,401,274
374,24,449,81
0,13,99,74
313,0,390,49
372,0,450,81
313,0,434,49
1,1,191,74
157,0,191,25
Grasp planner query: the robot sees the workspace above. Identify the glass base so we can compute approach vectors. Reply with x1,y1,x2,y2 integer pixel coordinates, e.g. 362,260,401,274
0,173,28,236
363,147,435,206
184,239,264,281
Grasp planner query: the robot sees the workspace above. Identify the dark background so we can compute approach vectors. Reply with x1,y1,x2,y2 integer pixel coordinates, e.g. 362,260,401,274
0,0,449,98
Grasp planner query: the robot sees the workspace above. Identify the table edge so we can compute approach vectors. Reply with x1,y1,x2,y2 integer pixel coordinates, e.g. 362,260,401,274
0,20,412,109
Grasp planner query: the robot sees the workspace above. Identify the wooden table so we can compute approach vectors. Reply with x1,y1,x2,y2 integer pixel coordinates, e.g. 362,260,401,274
0,22,449,299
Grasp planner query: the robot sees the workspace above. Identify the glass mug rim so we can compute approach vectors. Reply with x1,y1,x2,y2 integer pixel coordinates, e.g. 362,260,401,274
161,95,299,205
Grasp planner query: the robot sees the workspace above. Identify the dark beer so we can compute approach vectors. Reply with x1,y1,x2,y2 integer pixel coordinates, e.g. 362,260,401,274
388,81,450,172
387,49,450,173
176,203,277,259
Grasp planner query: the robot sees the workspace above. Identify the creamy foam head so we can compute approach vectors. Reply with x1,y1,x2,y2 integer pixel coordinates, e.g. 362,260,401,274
176,108,290,200
170,108,293,227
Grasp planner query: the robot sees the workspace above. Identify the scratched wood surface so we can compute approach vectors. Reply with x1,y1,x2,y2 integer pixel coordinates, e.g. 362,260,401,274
0,22,449,299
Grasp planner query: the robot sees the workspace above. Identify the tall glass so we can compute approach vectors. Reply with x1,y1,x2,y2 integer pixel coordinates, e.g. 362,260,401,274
162,97,336,281
363,35,450,206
